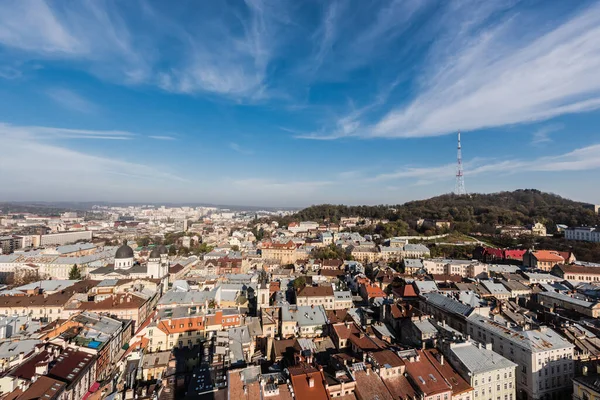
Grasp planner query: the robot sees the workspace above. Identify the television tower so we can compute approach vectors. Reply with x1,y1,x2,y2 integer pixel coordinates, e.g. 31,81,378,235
455,131,466,195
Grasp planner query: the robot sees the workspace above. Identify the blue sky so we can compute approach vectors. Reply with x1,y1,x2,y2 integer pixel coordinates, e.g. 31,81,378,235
0,0,599,207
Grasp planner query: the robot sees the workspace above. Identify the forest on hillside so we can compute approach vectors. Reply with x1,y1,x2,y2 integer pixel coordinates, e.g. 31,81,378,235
279,189,599,234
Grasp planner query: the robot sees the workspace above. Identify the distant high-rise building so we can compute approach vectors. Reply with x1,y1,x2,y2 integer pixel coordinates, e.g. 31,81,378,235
455,131,466,195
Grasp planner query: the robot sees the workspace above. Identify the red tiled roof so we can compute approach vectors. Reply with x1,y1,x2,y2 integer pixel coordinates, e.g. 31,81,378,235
399,284,417,298
289,364,331,400
532,250,564,262
504,249,526,260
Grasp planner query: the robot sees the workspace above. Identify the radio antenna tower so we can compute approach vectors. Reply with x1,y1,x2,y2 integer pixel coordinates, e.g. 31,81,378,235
455,130,466,195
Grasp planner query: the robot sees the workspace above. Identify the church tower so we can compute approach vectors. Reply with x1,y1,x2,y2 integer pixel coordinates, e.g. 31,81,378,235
147,245,169,278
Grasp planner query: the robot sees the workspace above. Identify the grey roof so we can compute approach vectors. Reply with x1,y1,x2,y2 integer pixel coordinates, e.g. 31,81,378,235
157,288,218,306
412,319,438,336
481,281,511,296
488,264,521,274
54,243,96,254
523,272,558,282
403,244,430,253
0,339,41,359
422,292,474,316
467,314,574,352
404,259,424,269
414,281,438,294
142,351,171,369
97,279,119,287
500,280,531,292
449,341,517,374
15,280,77,292
281,304,327,326
72,312,123,335
0,254,20,262
538,290,599,309
334,291,352,300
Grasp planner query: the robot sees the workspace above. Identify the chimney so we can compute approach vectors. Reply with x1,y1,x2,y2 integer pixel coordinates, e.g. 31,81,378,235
366,368,370,376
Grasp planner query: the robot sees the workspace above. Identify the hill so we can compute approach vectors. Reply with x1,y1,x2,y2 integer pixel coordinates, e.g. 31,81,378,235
281,189,599,234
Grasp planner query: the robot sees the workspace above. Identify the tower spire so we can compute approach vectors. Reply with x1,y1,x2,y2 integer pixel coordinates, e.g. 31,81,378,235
455,130,466,195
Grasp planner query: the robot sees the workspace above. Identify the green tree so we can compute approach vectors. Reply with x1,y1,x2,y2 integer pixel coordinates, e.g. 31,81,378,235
68,264,82,280
168,245,177,256
136,236,150,247
293,276,306,290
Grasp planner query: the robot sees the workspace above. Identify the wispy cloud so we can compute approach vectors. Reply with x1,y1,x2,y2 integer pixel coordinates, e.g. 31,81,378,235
301,2,600,140
229,142,254,155
45,88,99,113
149,135,176,141
0,66,22,80
373,143,600,185
531,124,562,146
0,123,187,201
0,123,134,140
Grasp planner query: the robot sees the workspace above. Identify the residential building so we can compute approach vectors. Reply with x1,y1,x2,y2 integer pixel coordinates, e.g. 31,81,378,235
296,285,335,310
260,241,298,264
573,375,600,400
444,341,517,400
523,250,565,271
333,291,353,310
537,291,600,318
565,227,600,243
349,245,380,263
552,264,600,282
467,315,574,400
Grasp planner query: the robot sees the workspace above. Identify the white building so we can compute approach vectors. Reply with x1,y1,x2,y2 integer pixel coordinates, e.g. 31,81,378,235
445,341,517,400
467,315,574,400
565,227,600,243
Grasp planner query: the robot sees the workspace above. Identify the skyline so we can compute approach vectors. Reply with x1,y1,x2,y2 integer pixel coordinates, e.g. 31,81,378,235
1,0,600,207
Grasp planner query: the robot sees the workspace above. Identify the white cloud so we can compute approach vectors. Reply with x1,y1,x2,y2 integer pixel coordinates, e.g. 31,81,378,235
46,87,99,113
300,2,600,140
149,135,176,141
0,123,134,140
0,1,82,54
373,143,600,184
370,2,600,138
0,124,187,201
531,124,562,146
229,143,254,155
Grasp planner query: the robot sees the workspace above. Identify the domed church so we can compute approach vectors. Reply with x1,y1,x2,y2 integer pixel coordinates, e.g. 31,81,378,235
89,240,169,281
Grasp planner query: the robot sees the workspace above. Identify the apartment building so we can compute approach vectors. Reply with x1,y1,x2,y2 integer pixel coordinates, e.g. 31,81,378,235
422,258,488,278
467,315,574,400
565,226,600,243
537,291,600,318
444,341,517,400
146,307,243,352
296,285,335,310
523,250,565,271
552,264,600,282
349,245,380,263
260,241,298,264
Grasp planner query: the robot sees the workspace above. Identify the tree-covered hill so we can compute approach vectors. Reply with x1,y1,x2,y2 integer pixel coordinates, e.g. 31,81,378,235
281,189,599,233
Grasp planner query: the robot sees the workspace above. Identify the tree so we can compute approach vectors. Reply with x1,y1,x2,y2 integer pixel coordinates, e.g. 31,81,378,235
168,245,177,256
231,245,240,252
69,264,82,280
136,236,151,247
293,276,306,290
